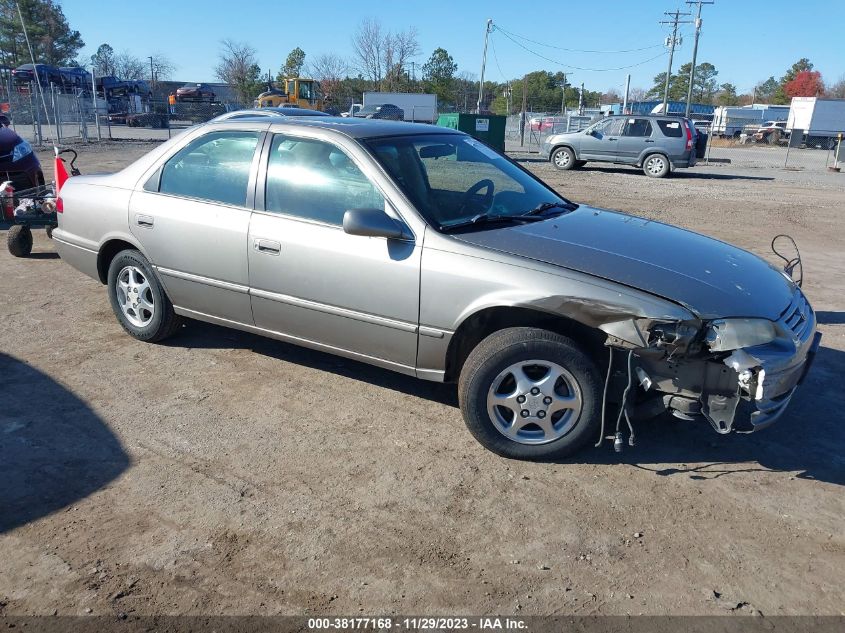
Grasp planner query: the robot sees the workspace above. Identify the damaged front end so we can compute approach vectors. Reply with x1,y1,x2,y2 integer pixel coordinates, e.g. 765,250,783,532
599,287,821,437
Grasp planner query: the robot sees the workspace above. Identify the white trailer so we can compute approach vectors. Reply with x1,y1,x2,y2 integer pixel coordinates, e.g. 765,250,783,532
361,92,438,123
786,97,845,137
711,104,789,137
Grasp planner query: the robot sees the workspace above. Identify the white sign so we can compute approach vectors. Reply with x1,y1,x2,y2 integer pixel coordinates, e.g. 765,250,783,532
475,118,490,132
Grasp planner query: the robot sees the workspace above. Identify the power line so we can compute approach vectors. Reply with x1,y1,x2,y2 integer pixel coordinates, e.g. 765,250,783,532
493,24,663,54
490,35,507,81
494,28,668,72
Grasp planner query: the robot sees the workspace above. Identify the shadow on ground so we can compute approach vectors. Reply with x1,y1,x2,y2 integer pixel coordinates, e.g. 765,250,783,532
168,321,844,486
0,353,130,533
816,311,845,325
513,159,776,181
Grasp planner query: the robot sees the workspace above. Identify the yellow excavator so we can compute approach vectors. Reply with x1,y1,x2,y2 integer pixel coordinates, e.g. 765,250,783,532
255,78,323,110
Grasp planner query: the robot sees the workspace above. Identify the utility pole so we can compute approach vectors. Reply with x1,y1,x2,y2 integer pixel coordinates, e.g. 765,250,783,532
559,73,569,114
660,10,691,115
685,0,714,117
520,78,527,146
623,73,631,114
476,19,493,114
148,55,154,87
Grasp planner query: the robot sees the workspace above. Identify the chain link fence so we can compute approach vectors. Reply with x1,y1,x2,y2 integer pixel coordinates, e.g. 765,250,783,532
700,124,844,171
3,83,248,144
505,112,601,153
503,110,845,172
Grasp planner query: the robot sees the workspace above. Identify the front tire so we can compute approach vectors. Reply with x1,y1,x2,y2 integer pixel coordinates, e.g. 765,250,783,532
458,327,602,460
7,225,33,257
107,249,181,342
643,153,670,178
551,146,577,170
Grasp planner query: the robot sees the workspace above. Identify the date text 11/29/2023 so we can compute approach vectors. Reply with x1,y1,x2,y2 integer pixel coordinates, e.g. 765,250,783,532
307,617,528,630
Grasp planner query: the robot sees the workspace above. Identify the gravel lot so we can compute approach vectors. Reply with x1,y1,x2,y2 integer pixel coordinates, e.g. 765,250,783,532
1,142,843,617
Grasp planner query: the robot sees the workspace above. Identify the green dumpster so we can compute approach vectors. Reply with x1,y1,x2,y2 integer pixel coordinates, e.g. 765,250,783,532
436,113,506,152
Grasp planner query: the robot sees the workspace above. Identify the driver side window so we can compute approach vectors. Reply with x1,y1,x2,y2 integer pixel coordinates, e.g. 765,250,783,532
590,118,624,137
265,135,384,225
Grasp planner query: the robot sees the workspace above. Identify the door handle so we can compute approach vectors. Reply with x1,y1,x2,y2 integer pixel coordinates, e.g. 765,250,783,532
135,214,154,228
253,238,281,255
644,139,655,143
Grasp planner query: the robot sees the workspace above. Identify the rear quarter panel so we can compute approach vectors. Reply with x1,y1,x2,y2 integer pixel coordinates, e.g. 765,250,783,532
53,176,137,280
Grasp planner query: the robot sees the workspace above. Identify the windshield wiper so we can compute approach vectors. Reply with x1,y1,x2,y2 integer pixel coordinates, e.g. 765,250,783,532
520,201,579,217
441,213,546,233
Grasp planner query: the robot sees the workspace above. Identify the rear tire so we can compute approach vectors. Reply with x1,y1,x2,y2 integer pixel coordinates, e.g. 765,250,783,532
551,146,577,170
7,225,33,257
643,153,670,178
458,327,602,461
107,249,181,343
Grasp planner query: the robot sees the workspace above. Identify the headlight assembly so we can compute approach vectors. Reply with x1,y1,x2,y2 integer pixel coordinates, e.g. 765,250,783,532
705,318,778,352
12,140,33,162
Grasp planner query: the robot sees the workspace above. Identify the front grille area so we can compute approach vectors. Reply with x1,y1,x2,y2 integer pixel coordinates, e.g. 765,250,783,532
779,290,812,339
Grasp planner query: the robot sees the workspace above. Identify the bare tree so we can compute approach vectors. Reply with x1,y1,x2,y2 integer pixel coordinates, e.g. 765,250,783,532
627,86,647,102
382,27,420,91
215,39,263,104
351,18,419,90
352,19,382,84
114,51,146,81
827,75,845,99
310,52,350,109
150,52,176,82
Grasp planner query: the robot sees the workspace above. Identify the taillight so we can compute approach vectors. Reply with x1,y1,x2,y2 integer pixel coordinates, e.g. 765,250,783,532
2,184,14,221
684,120,693,150
56,196,63,213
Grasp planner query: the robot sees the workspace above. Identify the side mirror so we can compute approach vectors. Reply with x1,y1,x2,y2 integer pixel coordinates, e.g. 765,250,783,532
587,129,598,137
343,208,411,240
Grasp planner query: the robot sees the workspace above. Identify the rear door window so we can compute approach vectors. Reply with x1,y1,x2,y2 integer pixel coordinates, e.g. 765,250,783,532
622,118,653,137
159,130,260,207
657,120,683,137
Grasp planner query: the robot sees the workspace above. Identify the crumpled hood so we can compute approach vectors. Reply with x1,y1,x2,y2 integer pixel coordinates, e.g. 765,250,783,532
454,206,795,320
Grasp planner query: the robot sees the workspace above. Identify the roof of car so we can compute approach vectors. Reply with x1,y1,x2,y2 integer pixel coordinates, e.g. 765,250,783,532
214,116,461,139
613,113,688,119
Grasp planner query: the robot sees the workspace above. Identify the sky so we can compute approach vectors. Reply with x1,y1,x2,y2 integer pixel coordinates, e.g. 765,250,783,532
62,0,844,95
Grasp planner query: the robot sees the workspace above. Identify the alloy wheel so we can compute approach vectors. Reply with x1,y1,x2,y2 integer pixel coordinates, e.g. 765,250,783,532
116,265,155,328
553,149,572,168
646,155,666,175
486,360,583,445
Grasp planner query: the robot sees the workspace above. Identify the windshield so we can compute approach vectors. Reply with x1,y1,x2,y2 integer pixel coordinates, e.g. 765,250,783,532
365,134,574,231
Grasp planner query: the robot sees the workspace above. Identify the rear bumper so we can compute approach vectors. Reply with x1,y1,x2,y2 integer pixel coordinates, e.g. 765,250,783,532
52,230,100,281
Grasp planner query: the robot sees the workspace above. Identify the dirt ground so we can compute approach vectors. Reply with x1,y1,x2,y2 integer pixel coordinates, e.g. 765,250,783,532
1,141,843,617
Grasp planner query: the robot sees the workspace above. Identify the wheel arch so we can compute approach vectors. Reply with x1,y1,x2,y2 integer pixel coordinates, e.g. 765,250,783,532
550,143,578,160
97,235,146,284
637,148,670,167
443,305,606,383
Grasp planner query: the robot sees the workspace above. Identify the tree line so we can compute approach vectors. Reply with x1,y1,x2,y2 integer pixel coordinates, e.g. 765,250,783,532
2,3,843,112
643,57,843,106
